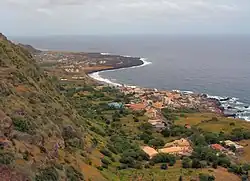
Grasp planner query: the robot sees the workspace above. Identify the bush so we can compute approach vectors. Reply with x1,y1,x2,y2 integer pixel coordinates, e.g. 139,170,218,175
182,157,192,168
0,152,14,165
102,163,108,169
192,158,201,168
90,126,106,136
12,116,31,132
101,158,110,165
117,164,128,170
151,153,176,165
106,143,118,154
199,173,215,181
66,166,84,181
23,150,29,161
148,139,164,147
139,133,154,144
160,163,168,170
100,148,112,157
35,167,59,181
139,123,153,131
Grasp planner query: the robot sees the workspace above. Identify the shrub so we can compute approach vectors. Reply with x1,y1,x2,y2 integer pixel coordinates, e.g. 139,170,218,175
102,163,108,169
90,126,106,136
117,164,128,170
106,143,118,154
0,152,14,165
66,166,84,181
101,158,110,165
182,157,192,168
35,167,59,181
199,173,215,181
160,163,168,170
151,153,176,165
100,148,112,157
23,151,29,161
139,133,154,144
12,116,31,132
148,139,164,147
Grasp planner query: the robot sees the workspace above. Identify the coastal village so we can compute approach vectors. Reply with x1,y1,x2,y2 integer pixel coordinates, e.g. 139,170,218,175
35,49,247,164
110,85,245,161
1,41,249,180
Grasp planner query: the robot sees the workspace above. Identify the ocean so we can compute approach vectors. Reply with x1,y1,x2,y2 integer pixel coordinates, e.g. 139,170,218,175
13,35,250,120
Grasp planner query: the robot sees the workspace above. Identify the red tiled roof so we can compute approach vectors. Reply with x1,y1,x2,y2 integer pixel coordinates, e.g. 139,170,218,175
211,144,224,151
127,103,147,111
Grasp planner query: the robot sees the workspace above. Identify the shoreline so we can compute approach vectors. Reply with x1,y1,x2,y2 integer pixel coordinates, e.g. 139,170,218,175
88,55,250,122
88,57,152,87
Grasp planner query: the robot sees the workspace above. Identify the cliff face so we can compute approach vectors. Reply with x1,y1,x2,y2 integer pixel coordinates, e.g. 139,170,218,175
0,33,104,180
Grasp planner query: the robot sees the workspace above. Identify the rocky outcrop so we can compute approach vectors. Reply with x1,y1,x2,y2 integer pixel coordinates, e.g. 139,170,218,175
0,110,13,137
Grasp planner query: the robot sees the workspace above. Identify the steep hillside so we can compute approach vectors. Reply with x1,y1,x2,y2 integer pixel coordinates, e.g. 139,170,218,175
18,43,42,54
0,33,105,180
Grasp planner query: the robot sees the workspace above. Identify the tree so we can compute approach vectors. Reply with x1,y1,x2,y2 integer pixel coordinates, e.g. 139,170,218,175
199,173,215,181
151,153,176,165
148,139,164,147
192,158,201,168
182,157,192,168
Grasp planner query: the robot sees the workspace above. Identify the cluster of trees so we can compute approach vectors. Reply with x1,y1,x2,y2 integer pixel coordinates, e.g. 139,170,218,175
119,149,149,169
181,146,231,169
35,166,84,181
228,128,250,141
199,173,215,181
151,153,176,166
138,123,164,147
161,125,193,138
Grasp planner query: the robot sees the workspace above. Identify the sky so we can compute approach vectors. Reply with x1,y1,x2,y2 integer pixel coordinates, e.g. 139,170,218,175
0,0,250,36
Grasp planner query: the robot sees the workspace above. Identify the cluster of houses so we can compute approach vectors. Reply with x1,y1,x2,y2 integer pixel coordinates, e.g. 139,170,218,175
210,140,244,156
120,86,221,114
141,138,193,159
141,138,245,160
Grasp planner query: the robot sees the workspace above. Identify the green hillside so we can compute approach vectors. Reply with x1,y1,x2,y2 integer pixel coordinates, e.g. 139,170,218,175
0,33,105,180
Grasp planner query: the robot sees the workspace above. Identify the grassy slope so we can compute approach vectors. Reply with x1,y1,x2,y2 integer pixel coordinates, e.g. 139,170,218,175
0,33,106,180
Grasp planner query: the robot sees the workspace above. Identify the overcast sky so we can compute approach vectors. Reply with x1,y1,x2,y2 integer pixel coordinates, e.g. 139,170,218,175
0,0,250,36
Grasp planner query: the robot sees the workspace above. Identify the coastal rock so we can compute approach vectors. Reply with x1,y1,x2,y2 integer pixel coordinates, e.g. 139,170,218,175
220,97,230,102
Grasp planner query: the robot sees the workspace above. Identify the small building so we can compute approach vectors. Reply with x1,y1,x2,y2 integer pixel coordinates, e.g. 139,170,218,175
141,146,158,159
184,124,191,129
108,102,123,109
145,107,158,119
164,138,190,148
211,144,225,152
126,103,147,111
223,140,244,152
158,146,192,156
148,119,166,130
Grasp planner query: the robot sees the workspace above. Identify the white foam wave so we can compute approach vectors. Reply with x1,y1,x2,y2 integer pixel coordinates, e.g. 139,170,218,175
204,94,250,121
100,52,110,55
89,72,122,87
88,57,152,87
238,115,250,122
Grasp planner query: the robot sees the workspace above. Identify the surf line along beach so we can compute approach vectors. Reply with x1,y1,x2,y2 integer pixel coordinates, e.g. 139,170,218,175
88,54,250,121
88,56,152,87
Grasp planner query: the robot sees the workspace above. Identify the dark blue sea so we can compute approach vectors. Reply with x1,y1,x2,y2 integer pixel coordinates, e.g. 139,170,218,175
13,35,250,120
